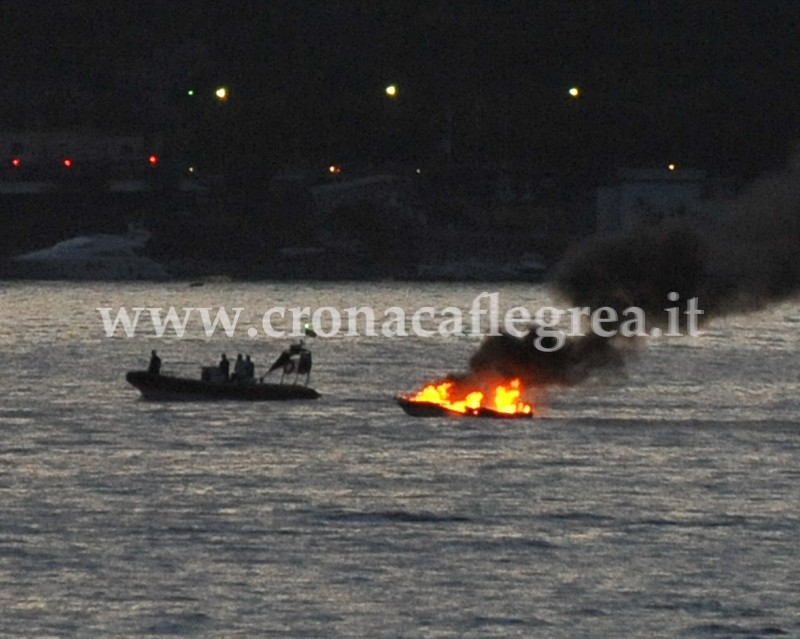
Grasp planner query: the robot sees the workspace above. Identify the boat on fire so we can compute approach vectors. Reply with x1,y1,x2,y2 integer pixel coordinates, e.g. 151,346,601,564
126,342,320,401
395,377,535,419
395,395,533,419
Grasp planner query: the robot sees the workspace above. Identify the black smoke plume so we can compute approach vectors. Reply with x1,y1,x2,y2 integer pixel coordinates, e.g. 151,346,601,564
466,156,800,388
467,329,628,387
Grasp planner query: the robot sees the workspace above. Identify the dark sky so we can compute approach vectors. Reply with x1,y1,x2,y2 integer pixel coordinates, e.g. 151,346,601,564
3,0,800,177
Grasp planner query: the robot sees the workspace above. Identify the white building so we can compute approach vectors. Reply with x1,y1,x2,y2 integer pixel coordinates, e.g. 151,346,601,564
596,168,707,232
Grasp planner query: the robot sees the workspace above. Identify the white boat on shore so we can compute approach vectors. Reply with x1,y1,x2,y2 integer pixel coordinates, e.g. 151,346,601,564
10,228,168,280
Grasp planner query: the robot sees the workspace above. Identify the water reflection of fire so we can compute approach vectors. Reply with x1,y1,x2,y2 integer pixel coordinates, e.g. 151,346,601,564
397,378,534,418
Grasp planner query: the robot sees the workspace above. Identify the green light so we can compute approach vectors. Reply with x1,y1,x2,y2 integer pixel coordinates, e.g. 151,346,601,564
187,89,195,96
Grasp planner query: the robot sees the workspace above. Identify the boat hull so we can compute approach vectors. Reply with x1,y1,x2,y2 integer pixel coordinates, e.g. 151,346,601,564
126,371,320,401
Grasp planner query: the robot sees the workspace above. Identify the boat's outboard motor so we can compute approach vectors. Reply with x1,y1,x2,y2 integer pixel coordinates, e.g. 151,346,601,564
265,341,313,385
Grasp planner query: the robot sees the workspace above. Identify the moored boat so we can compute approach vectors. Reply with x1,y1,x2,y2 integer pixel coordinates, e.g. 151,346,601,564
10,228,169,281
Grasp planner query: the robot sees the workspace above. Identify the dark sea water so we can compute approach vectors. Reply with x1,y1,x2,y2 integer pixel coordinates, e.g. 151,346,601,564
1,281,798,638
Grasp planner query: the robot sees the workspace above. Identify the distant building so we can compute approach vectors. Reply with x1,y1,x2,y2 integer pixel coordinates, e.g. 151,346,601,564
1,130,155,167
596,168,708,233
0,130,168,193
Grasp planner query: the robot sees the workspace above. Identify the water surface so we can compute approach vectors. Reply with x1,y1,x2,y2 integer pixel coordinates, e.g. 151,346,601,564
1,282,798,638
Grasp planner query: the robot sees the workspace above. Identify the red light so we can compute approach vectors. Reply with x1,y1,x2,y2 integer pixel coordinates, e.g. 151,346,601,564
11,158,21,167
148,154,159,166
63,158,73,168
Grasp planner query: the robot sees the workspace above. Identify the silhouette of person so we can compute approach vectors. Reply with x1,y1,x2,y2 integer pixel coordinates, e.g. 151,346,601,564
244,354,255,380
148,350,161,375
233,353,246,381
219,353,230,381
297,350,312,386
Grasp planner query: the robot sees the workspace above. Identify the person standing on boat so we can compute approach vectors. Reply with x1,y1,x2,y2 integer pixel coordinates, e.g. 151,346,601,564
233,353,246,381
148,350,161,375
244,355,255,381
219,353,230,381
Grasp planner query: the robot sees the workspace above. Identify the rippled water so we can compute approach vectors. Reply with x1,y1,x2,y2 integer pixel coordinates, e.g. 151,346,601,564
1,281,799,638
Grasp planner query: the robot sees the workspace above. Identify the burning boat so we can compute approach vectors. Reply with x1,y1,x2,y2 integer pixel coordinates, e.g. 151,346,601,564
396,378,534,419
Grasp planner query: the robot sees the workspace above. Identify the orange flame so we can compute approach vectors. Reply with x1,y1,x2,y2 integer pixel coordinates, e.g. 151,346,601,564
409,378,533,416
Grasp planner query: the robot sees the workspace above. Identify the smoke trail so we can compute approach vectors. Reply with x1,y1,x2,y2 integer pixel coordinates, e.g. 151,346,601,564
554,220,706,319
702,156,800,312
468,156,800,387
558,156,800,318
467,329,628,386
